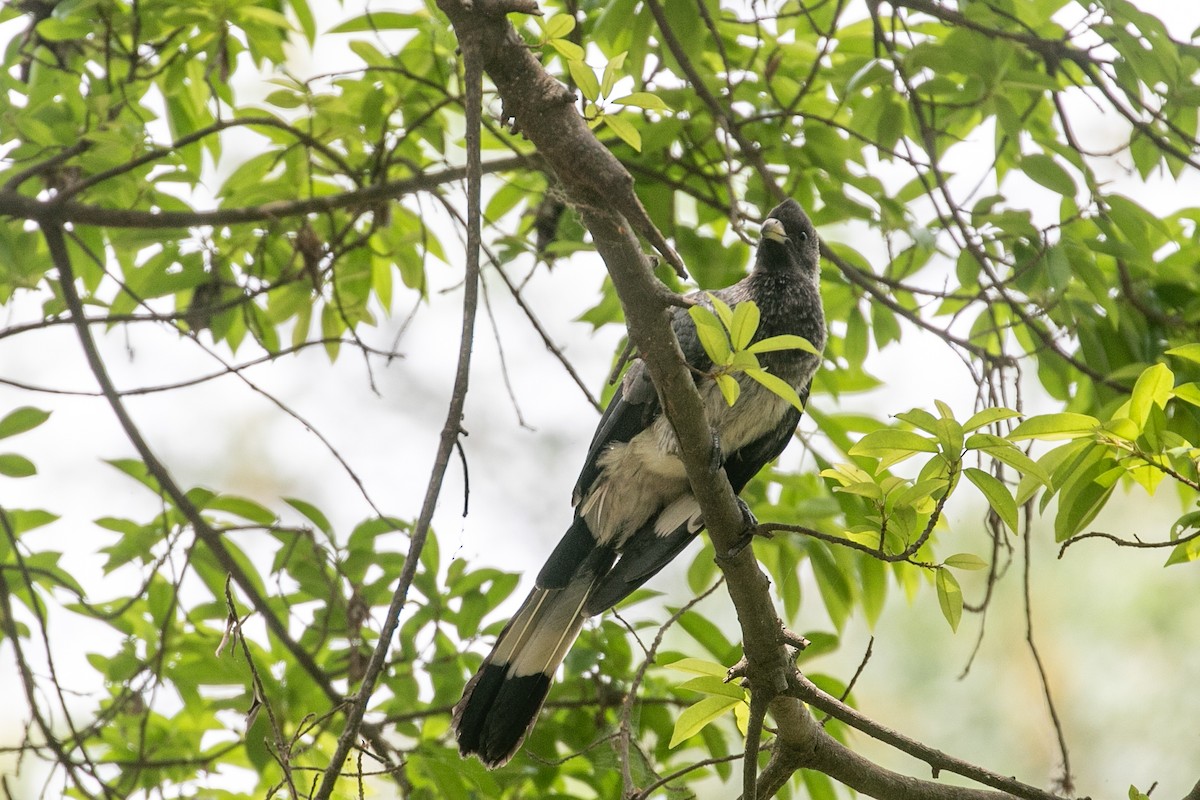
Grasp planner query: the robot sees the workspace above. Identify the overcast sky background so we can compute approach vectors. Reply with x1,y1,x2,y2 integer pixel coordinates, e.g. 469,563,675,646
1,1,1199,797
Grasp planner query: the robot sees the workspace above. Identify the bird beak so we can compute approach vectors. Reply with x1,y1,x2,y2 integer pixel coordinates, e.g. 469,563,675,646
761,218,787,244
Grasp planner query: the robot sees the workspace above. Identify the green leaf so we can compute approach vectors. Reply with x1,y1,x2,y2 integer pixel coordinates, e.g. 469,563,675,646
849,430,940,457
1126,362,1173,428
612,91,671,111
602,113,642,152
0,407,50,439
669,694,741,748
935,567,963,632
567,60,601,101
601,51,626,97
284,497,333,536
715,374,740,406
708,294,734,328
1022,153,1076,196
542,14,575,40
962,407,1020,433
689,305,732,364
1166,344,1200,365
1008,413,1100,441
895,408,941,434
964,468,1018,534
747,334,820,355
35,16,94,41
664,657,728,678
745,368,804,412
965,433,1052,487
0,453,36,477
944,553,988,570
1172,382,1200,408
1164,535,1200,567
328,11,427,33
729,300,760,350
205,495,277,526
548,38,584,60
676,676,746,700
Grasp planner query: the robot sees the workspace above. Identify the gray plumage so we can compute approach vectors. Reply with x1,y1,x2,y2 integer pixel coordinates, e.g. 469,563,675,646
454,198,826,768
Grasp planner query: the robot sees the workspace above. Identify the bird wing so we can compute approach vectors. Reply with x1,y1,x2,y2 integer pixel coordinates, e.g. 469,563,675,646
584,390,807,614
571,299,714,505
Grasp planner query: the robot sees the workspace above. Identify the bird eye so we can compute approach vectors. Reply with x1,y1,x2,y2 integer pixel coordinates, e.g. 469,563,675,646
797,231,809,242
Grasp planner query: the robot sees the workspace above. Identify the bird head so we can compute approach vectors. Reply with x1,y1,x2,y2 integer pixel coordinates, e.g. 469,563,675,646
757,198,820,278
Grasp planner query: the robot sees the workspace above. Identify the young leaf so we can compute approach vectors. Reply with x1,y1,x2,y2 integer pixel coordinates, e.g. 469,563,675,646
964,467,1018,534
664,657,728,677
962,407,1020,432
716,374,740,406
669,695,741,748
745,368,804,412
935,567,963,632
944,552,988,570
548,38,584,60
567,59,601,101
1127,362,1173,428
0,454,36,478
612,91,671,111
542,14,575,40
328,11,427,32
708,294,734,328
965,433,1052,486
676,676,746,701
849,430,940,457
747,334,820,355
689,306,732,364
600,51,627,97
895,408,941,434
1008,413,1099,441
1021,153,1076,196
729,300,760,351
0,407,51,440
1166,344,1200,365
602,113,642,152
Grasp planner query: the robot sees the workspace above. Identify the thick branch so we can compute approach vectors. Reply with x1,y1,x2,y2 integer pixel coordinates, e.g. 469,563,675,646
435,4,1083,800
787,674,1062,800
433,0,685,277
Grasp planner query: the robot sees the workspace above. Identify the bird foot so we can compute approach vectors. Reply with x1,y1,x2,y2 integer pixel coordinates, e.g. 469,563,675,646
722,498,764,559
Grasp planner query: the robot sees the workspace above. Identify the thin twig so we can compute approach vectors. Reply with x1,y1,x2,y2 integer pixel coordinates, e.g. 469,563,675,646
312,19,485,800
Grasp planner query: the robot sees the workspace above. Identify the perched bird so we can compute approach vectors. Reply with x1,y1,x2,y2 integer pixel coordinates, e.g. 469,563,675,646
453,198,826,768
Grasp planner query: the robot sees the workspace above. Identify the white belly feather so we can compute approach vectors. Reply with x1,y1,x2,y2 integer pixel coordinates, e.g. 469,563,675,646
577,376,792,546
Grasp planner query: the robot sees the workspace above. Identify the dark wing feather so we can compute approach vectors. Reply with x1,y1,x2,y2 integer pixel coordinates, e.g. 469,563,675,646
586,385,811,614
572,300,714,503
585,523,696,614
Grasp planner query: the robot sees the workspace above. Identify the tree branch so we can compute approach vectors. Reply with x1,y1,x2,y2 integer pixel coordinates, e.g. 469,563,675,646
40,222,407,789
1,155,535,229
312,11,487,800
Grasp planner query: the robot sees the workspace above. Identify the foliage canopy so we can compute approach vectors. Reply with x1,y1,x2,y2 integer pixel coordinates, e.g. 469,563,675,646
1,0,1199,798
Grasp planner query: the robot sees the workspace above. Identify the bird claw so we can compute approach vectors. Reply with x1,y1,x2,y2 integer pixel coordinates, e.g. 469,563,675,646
723,498,763,559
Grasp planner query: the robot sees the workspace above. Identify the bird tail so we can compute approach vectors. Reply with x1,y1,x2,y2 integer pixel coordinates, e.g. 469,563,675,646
452,577,594,767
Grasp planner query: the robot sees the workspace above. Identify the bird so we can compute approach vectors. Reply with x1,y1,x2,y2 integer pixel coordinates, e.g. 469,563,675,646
453,198,826,768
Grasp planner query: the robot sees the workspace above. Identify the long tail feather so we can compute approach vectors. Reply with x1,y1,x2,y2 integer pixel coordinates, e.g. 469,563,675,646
453,577,594,767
